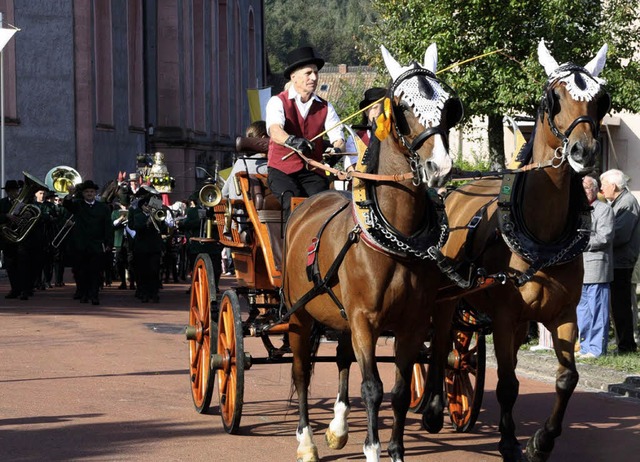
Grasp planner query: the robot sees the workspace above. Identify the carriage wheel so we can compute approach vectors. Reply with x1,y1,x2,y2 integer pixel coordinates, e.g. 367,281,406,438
409,363,429,413
187,254,218,413
216,290,245,434
445,329,486,433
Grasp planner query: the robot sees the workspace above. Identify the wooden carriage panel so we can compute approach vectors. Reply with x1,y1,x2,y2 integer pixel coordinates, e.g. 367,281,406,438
235,172,282,288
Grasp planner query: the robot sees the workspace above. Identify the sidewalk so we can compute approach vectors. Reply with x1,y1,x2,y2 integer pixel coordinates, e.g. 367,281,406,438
486,344,640,399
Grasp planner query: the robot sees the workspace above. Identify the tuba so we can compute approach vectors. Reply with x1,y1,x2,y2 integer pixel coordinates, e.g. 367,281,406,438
0,172,48,243
45,166,82,197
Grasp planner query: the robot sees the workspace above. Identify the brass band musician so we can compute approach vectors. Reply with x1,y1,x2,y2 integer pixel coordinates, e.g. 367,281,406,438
63,180,113,305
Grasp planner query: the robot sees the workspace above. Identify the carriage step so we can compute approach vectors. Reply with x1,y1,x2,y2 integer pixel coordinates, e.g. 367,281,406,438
608,377,640,399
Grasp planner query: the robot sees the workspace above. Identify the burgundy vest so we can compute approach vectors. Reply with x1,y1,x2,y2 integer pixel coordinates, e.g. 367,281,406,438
357,129,370,146
268,91,328,174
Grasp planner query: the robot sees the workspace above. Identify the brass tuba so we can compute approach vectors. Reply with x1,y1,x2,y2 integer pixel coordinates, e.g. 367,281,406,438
0,171,48,243
45,166,82,197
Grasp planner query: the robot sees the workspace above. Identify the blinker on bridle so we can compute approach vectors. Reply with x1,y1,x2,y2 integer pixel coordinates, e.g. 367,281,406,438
540,64,611,167
388,67,462,184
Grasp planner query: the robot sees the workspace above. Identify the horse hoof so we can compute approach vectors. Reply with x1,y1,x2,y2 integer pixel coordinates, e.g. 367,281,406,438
498,443,524,462
325,428,348,450
421,410,444,434
524,430,552,462
296,446,319,462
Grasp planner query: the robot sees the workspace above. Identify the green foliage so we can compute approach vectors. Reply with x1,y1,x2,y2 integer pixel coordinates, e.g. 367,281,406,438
265,0,377,74
361,0,640,165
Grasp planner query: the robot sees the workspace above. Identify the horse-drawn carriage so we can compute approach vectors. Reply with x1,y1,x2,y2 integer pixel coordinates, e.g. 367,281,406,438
185,165,490,435
185,40,611,462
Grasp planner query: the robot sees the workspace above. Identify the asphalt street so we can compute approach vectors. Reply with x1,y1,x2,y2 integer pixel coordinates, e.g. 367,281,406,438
1,272,639,461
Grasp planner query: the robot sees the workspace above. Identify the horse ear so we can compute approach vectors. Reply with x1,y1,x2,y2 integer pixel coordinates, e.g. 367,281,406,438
381,45,403,82
423,43,438,73
537,39,559,76
584,43,608,77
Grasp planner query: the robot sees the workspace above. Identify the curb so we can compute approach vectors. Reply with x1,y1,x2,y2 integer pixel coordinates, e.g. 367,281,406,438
486,344,639,399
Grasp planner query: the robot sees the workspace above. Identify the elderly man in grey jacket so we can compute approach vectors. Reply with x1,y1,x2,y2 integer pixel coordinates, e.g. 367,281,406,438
577,176,615,358
600,169,640,353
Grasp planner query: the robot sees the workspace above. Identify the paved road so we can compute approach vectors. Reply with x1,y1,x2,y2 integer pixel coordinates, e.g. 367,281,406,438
1,275,639,461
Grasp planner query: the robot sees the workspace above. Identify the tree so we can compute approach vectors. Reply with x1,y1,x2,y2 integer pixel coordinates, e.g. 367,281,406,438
361,0,640,167
265,0,377,72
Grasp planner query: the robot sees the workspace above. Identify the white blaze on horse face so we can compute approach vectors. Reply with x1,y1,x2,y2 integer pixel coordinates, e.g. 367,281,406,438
428,134,453,187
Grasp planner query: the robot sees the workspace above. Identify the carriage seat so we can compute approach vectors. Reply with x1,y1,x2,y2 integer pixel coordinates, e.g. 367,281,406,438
248,175,284,271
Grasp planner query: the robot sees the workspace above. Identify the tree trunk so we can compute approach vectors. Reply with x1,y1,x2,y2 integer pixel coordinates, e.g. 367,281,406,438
487,114,505,168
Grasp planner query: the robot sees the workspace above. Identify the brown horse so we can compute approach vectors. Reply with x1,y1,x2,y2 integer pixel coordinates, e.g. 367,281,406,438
433,41,611,462
283,44,462,462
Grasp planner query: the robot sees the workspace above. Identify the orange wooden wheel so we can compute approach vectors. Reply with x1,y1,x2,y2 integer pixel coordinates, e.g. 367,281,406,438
217,290,245,434
187,254,218,413
445,329,486,432
409,362,429,413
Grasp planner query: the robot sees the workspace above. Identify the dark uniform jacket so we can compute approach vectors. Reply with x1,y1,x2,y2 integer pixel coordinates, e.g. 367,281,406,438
128,206,167,253
63,199,113,253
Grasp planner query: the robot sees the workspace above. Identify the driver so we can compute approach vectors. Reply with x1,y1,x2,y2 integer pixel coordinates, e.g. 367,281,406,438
265,46,345,220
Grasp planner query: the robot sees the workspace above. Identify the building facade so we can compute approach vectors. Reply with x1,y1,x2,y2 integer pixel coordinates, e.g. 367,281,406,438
1,0,266,200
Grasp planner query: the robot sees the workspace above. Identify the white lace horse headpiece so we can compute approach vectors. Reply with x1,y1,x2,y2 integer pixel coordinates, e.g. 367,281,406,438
381,44,451,128
538,39,608,102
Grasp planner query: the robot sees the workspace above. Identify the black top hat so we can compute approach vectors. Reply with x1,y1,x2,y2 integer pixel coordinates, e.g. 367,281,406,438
2,179,20,190
359,87,387,109
283,46,325,79
81,180,101,191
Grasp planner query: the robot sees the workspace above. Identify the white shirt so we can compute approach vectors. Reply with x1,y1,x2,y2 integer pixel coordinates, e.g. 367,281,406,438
221,154,268,200
265,86,344,144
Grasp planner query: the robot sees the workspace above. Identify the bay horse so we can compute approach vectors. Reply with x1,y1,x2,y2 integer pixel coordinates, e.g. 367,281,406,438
282,44,463,462
433,40,611,462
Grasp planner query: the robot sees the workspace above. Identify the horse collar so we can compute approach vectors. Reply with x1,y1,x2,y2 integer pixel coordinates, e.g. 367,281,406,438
351,179,448,261
497,173,591,285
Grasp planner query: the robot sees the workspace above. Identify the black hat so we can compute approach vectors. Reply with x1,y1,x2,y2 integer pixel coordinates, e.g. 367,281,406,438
283,46,325,79
81,180,100,191
135,184,160,197
359,87,387,109
2,179,20,190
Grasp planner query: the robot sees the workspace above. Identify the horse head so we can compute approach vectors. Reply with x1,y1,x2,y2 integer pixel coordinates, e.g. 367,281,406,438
381,44,462,188
537,40,611,174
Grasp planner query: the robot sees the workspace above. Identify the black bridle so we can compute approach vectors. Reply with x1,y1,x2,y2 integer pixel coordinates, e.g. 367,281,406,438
540,64,611,147
387,66,463,185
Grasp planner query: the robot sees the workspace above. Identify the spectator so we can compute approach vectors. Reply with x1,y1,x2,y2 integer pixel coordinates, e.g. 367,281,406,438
576,176,614,358
600,169,640,353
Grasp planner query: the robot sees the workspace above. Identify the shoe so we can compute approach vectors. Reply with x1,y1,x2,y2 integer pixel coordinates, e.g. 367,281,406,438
73,292,81,300
91,299,100,306
5,292,19,299
118,283,127,290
